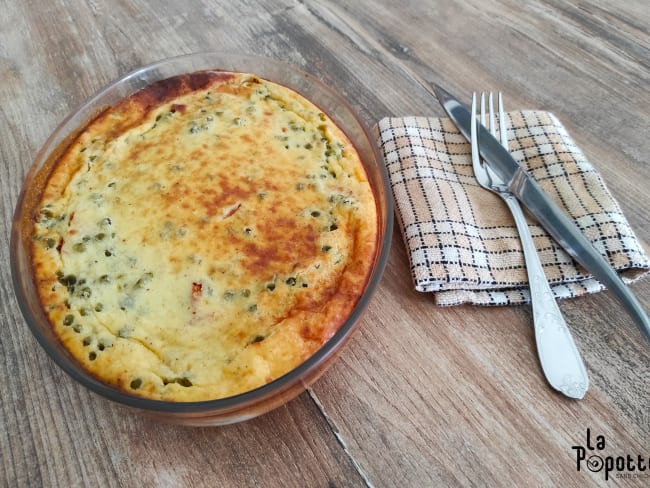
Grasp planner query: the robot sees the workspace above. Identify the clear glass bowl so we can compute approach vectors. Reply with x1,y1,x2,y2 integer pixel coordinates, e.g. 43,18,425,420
10,52,392,425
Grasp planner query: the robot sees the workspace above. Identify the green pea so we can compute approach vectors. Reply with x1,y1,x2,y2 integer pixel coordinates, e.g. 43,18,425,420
135,272,153,289
40,208,54,219
56,272,70,286
63,314,74,326
94,303,104,312
322,245,332,252
73,242,86,252
130,378,142,390
285,277,296,286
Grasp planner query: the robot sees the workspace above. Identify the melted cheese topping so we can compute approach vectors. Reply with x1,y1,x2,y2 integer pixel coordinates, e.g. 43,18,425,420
31,72,378,401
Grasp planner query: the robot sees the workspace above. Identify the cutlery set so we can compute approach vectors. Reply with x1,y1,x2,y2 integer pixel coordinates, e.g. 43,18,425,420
434,87,650,399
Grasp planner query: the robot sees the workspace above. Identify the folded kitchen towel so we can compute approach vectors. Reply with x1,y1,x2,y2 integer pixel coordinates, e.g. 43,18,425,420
376,111,649,306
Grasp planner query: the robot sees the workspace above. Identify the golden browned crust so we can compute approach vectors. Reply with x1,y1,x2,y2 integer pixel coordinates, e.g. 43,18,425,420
30,71,378,401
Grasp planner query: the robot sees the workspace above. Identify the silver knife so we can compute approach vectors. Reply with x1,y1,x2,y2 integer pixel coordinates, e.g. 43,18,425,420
434,86,650,340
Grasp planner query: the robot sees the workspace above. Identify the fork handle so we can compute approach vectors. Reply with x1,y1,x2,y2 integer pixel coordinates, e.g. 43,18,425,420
501,192,589,399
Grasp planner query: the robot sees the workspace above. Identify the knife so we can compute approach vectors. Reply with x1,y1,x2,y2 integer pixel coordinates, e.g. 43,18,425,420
434,86,650,340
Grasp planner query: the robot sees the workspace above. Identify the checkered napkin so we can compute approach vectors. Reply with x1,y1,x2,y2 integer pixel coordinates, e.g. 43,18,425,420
376,111,649,306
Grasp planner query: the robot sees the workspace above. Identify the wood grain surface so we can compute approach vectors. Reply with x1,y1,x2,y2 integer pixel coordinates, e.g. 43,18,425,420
1,1,648,487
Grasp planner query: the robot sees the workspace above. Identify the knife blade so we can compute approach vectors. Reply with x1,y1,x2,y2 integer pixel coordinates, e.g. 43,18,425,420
434,86,650,340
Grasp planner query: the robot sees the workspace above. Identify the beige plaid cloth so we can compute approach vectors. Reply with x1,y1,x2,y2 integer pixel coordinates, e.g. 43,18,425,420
377,111,649,306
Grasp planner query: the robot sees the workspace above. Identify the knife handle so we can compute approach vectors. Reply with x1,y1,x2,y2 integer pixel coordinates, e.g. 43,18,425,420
515,176,650,341
502,193,589,399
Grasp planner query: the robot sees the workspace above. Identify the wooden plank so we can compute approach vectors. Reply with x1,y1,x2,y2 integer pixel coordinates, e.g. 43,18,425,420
0,1,368,486
1,0,649,486
291,0,650,486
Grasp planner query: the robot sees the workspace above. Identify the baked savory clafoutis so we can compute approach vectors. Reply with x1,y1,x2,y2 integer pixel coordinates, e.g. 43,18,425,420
31,71,378,401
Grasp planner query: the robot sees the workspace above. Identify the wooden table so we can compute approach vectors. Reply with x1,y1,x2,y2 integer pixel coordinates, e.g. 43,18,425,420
2,1,649,486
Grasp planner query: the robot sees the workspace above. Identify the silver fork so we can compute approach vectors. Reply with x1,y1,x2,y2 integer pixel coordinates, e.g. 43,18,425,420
471,92,589,399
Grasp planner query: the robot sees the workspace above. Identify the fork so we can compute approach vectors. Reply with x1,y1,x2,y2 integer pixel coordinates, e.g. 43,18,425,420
471,92,589,399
